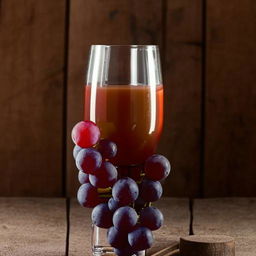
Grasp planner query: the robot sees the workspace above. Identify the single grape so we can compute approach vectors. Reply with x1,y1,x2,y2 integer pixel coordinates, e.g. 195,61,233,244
113,246,135,256
107,226,128,248
76,148,102,174
97,139,117,159
128,227,153,251
113,206,138,232
91,203,113,229
140,180,163,202
71,120,100,148
89,161,117,188
73,145,82,159
112,177,139,205
108,197,122,212
140,207,164,231
145,154,171,181
78,171,89,184
77,183,99,208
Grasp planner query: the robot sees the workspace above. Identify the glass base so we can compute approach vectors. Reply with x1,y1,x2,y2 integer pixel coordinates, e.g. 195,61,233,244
92,246,114,255
92,246,146,256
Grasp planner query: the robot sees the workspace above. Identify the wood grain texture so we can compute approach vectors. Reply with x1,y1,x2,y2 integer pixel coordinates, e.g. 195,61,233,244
180,235,235,256
204,0,256,196
0,0,66,196
193,198,256,256
159,0,202,197
69,198,190,255
68,199,92,256
67,0,163,196
0,198,66,256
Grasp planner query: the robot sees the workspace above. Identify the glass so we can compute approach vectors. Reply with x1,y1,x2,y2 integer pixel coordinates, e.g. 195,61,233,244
85,45,164,255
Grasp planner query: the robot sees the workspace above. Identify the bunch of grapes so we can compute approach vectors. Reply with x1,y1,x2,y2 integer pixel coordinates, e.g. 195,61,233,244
72,121,171,256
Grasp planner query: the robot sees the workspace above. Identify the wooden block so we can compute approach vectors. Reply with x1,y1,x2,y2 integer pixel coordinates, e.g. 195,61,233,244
0,198,66,256
204,0,256,196
159,0,202,197
69,198,190,255
0,0,66,196
180,235,235,256
67,0,163,197
193,198,256,256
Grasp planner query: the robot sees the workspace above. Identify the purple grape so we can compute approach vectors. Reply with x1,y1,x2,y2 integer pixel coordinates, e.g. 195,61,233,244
140,207,164,231
78,171,89,184
97,139,117,159
112,177,139,205
91,203,113,229
108,197,122,212
113,206,138,232
76,148,102,174
140,180,163,202
107,226,128,248
73,145,82,159
89,161,117,188
77,183,99,208
145,154,171,181
128,227,153,251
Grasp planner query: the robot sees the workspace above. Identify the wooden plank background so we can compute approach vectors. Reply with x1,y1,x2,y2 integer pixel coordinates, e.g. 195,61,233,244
160,0,202,197
204,0,256,196
0,0,256,197
0,0,66,196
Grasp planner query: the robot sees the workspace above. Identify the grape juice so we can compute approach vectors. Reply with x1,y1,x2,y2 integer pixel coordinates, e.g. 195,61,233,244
84,85,163,165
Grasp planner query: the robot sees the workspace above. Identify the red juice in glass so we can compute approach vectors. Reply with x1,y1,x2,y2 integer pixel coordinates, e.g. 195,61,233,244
84,85,163,166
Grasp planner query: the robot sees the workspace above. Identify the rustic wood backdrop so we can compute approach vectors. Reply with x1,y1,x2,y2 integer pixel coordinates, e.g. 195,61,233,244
0,0,255,197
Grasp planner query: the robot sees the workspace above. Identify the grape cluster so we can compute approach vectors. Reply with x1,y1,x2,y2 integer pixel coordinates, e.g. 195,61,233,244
72,121,171,256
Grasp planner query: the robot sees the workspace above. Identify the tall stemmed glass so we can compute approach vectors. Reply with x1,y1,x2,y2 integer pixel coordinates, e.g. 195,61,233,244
85,45,163,255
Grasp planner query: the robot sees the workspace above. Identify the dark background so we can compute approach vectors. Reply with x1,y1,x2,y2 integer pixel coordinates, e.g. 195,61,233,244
0,0,255,198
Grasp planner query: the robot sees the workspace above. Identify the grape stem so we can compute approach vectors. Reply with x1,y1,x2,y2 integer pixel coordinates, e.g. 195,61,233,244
97,187,112,194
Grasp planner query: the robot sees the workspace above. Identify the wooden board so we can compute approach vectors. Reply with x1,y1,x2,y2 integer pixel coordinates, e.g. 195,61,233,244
180,235,235,256
68,198,190,255
0,0,66,196
67,0,163,196
0,198,66,255
193,198,256,256
159,0,202,197
68,199,92,255
204,0,256,196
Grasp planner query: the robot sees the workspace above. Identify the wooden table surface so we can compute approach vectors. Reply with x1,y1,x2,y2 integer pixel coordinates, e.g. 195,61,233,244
0,198,255,256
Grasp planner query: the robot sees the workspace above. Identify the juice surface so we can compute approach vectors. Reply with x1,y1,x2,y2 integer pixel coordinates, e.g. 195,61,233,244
85,85,163,165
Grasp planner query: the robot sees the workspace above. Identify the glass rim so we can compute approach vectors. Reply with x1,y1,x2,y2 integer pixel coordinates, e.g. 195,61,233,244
91,44,159,48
